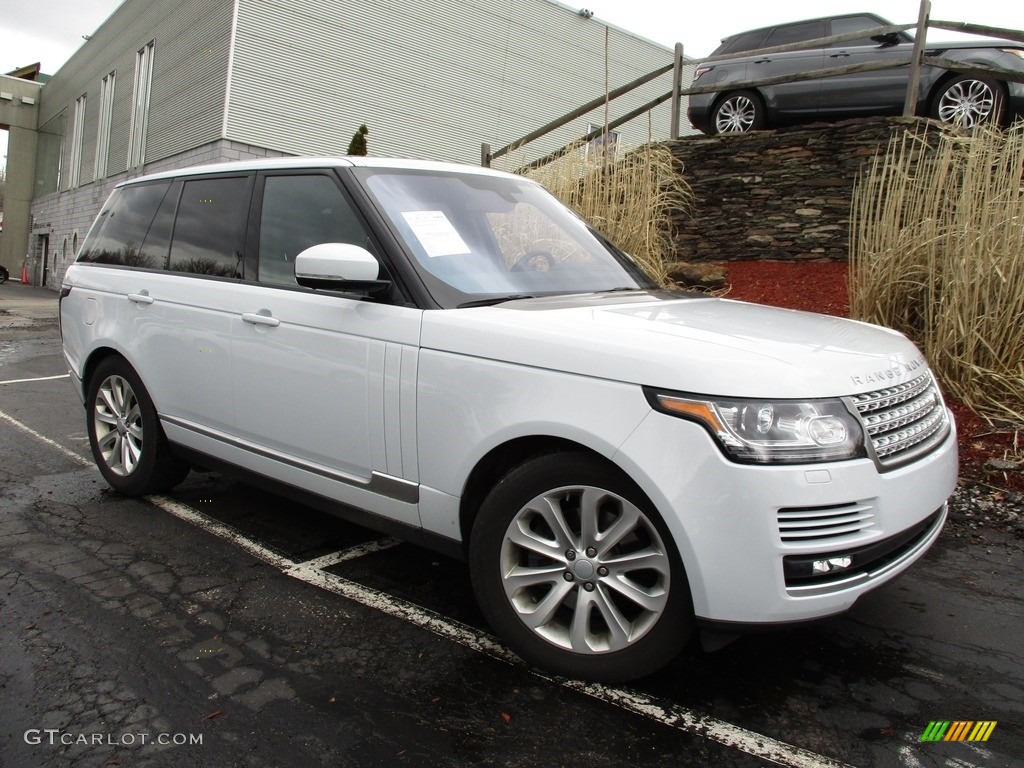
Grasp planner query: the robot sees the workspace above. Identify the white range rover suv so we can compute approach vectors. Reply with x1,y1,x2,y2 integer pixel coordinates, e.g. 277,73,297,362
60,157,958,682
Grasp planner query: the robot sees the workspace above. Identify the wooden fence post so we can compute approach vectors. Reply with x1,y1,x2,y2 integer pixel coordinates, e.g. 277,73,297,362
904,0,932,116
671,43,684,139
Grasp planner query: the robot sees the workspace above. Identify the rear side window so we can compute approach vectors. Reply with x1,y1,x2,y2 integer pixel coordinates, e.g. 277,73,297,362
77,182,173,267
168,176,251,278
762,21,827,48
714,31,767,56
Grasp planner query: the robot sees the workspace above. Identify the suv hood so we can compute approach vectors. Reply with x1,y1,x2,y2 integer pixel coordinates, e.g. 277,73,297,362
421,294,927,399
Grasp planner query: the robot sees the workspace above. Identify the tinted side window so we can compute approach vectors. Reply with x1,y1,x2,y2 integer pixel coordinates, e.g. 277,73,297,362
138,180,182,270
763,21,827,48
715,30,768,56
257,174,373,286
168,176,251,278
78,182,172,267
830,16,893,47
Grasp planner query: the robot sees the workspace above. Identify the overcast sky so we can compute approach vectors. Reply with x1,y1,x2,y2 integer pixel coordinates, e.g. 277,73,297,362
3,0,1024,167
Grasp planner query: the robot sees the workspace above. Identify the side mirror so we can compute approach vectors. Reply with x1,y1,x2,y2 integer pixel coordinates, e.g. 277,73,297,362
870,32,902,47
294,243,391,295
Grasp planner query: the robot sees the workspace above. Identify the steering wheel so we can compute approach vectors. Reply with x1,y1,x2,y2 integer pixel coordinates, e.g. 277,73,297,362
509,250,554,273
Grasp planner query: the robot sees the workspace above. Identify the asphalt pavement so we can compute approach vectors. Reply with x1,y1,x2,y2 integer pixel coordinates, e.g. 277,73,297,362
2,279,1022,768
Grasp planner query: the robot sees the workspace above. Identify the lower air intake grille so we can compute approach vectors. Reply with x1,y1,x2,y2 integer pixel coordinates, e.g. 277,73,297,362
778,502,876,543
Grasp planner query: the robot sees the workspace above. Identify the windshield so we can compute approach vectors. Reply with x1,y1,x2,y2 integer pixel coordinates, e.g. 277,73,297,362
355,168,655,308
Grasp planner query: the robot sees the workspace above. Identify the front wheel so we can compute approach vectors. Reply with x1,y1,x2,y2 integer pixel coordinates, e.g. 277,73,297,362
469,452,693,681
86,356,190,495
712,90,766,134
931,75,1004,128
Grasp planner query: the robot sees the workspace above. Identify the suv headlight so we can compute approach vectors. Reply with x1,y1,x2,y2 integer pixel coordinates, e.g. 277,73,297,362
644,388,866,464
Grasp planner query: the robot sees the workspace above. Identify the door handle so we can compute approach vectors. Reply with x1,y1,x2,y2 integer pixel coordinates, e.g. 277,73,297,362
829,52,851,59
242,311,280,327
127,291,154,305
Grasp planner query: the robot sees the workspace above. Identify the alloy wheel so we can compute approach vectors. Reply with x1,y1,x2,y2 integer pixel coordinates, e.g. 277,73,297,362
937,79,997,127
499,484,671,655
92,374,144,477
716,95,759,132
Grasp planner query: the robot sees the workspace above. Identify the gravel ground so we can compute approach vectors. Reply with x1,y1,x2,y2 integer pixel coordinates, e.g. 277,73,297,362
947,481,1024,540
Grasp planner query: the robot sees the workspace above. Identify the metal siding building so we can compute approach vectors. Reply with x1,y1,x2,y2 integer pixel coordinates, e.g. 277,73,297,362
26,0,693,288
226,0,681,162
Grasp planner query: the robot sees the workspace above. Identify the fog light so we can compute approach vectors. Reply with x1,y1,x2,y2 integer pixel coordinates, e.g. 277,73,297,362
811,556,852,574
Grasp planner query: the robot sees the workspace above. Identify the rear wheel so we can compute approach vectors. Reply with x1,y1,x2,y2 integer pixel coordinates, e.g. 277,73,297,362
712,90,766,133
931,75,1004,128
86,357,190,495
469,452,693,681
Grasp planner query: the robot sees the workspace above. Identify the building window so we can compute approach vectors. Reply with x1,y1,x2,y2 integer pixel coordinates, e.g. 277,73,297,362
95,72,115,178
34,111,66,198
68,94,87,188
586,123,619,162
129,41,155,168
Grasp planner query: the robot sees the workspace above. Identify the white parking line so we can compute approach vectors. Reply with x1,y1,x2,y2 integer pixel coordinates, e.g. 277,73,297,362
0,408,90,466
898,745,925,767
0,373,71,385
10,409,856,768
152,494,856,768
288,538,402,571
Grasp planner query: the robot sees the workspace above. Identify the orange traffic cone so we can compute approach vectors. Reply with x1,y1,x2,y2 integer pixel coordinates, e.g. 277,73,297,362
22,263,29,284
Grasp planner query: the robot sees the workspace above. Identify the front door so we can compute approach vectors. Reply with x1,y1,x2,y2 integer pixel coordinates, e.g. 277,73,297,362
229,171,422,525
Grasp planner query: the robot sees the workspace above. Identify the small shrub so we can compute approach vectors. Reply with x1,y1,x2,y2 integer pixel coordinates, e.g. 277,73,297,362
348,124,369,156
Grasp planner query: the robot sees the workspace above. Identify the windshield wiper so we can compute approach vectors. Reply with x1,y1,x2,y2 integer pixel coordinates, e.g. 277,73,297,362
457,294,538,308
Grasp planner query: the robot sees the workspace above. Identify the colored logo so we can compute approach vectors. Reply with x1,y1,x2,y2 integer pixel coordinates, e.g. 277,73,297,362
920,721,997,742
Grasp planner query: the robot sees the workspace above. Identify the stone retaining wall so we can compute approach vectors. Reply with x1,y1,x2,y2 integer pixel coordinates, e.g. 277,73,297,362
662,116,952,262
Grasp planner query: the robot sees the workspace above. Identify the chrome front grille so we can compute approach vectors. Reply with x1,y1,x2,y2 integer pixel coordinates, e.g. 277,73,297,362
849,372,950,468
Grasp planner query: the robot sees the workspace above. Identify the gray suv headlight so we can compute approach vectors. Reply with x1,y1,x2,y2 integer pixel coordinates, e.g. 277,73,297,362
644,389,867,464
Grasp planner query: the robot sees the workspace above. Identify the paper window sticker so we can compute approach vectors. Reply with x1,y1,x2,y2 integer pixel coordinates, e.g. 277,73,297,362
402,211,472,258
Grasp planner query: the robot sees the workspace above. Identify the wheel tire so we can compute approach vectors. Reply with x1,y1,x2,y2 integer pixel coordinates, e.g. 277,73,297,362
712,90,766,134
469,451,693,682
931,75,1005,128
86,356,190,496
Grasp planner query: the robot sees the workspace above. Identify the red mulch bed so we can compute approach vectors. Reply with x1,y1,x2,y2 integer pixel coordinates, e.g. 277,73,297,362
720,260,1023,495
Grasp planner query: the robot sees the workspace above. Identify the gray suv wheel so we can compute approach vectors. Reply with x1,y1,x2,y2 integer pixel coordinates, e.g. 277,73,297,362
932,75,1004,128
713,90,766,133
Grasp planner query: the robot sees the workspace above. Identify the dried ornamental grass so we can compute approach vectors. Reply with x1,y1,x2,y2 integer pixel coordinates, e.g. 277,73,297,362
505,141,692,285
850,123,1024,421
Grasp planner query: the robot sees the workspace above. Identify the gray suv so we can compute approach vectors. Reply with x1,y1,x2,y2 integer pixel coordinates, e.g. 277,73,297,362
687,13,1024,134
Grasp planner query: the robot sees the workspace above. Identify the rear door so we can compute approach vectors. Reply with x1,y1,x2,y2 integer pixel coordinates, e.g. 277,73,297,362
752,20,826,118
73,174,252,443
